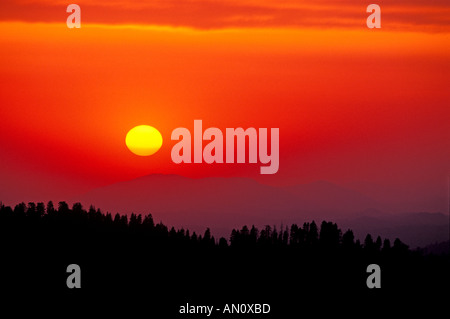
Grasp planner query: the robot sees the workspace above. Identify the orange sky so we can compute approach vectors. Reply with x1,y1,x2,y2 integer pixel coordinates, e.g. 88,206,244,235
0,1,449,204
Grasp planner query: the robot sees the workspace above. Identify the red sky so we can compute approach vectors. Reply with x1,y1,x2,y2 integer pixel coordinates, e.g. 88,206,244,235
0,1,449,207
1,0,450,31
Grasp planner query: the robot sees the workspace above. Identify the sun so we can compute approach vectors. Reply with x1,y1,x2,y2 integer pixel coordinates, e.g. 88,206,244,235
126,125,163,156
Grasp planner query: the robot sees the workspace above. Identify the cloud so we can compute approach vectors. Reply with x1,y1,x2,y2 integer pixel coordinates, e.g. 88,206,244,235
0,0,449,31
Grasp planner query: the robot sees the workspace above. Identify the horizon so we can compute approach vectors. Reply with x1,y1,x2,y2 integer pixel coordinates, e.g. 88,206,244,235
0,0,449,253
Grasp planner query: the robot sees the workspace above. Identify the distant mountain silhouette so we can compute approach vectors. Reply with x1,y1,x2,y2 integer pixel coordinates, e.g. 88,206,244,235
285,180,380,214
344,180,448,213
336,212,449,249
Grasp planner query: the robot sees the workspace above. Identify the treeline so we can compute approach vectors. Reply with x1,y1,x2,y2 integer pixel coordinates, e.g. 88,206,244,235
0,200,408,255
1,200,449,306
230,222,408,254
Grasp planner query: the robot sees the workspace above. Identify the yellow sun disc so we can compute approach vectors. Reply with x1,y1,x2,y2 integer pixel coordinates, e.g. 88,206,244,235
126,125,163,156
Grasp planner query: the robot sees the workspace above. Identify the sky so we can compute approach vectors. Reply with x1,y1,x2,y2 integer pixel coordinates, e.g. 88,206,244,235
0,0,449,209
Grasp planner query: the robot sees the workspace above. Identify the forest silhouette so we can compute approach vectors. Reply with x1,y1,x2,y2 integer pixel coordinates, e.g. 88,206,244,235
0,201,448,315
